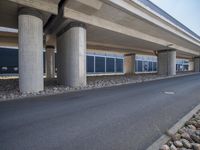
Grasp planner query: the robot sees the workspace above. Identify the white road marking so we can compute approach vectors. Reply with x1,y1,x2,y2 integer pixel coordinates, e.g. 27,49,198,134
164,91,175,95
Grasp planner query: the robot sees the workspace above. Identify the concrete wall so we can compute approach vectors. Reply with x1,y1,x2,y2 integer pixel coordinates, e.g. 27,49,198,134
124,54,135,74
188,61,194,71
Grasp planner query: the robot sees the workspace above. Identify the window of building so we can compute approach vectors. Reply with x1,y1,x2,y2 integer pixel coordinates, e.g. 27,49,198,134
153,62,157,71
106,57,115,72
137,60,143,72
95,56,106,73
86,53,124,74
116,58,123,72
13,67,18,71
2,67,7,71
87,56,94,73
149,61,153,71
135,55,157,73
176,59,189,71
143,61,149,72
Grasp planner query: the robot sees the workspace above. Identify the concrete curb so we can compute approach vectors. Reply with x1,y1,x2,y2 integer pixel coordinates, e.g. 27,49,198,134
146,103,200,150
0,72,199,102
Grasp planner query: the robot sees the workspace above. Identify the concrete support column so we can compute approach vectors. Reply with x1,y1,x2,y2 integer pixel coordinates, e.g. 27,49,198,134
188,60,194,71
124,53,135,74
18,8,44,93
194,57,200,72
158,49,176,76
45,45,55,78
57,22,86,87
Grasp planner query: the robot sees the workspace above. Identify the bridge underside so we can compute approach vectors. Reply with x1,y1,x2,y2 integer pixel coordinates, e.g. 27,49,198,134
0,0,200,93
0,26,196,59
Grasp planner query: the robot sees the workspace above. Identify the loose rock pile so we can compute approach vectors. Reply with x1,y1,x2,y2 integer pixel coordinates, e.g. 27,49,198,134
0,72,195,101
160,110,200,150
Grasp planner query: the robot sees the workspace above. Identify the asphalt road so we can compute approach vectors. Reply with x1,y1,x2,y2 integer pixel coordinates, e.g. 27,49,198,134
0,74,200,150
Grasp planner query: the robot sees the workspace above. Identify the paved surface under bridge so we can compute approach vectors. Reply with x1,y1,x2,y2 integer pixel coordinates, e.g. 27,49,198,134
0,74,200,150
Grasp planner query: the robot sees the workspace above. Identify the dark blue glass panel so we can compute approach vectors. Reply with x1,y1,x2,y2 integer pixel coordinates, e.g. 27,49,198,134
95,56,105,72
176,64,181,71
116,58,123,72
0,48,47,74
149,61,152,71
0,48,18,74
153,62,157,71
137,60,142,72
87,56,94,73
143,61,148,72
0,66,18,74
183,65,188,71
0,48,18,66
106,57,115,72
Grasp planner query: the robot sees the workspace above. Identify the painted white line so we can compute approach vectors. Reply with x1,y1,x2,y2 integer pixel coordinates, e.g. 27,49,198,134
164,91,175,95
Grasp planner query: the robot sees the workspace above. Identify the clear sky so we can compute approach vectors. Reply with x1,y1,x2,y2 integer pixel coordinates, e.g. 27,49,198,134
150,0,200,36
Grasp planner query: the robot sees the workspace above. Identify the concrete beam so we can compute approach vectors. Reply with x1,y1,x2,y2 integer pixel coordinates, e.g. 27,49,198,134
8,0,58,15
8,0,59,15
0,36,18,47
0,14,17,29
109,0,200,46
63,7,200,56
66,0,102,15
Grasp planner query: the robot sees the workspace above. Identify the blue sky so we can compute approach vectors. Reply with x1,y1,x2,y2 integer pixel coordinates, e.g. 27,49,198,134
150,0,200,36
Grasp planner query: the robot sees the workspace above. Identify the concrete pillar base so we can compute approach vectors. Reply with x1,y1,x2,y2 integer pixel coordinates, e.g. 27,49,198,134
194,57,200,72
57,22,86,87
45,45,55,78
18,7,44,93
124,53,135,74
158,49,176,76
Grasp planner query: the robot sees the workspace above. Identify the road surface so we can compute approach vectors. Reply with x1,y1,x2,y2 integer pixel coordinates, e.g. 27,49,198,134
0,74,200,150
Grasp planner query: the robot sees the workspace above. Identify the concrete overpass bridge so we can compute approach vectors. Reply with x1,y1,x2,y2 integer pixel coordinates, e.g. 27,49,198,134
0,0,200,93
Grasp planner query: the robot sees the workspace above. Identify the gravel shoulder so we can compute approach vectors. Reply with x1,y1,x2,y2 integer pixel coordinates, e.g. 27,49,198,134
0,72,197,102
160,108,200,150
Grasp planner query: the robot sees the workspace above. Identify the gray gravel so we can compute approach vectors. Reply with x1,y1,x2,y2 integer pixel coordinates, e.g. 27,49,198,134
161,110,200,150
0,72,196,101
